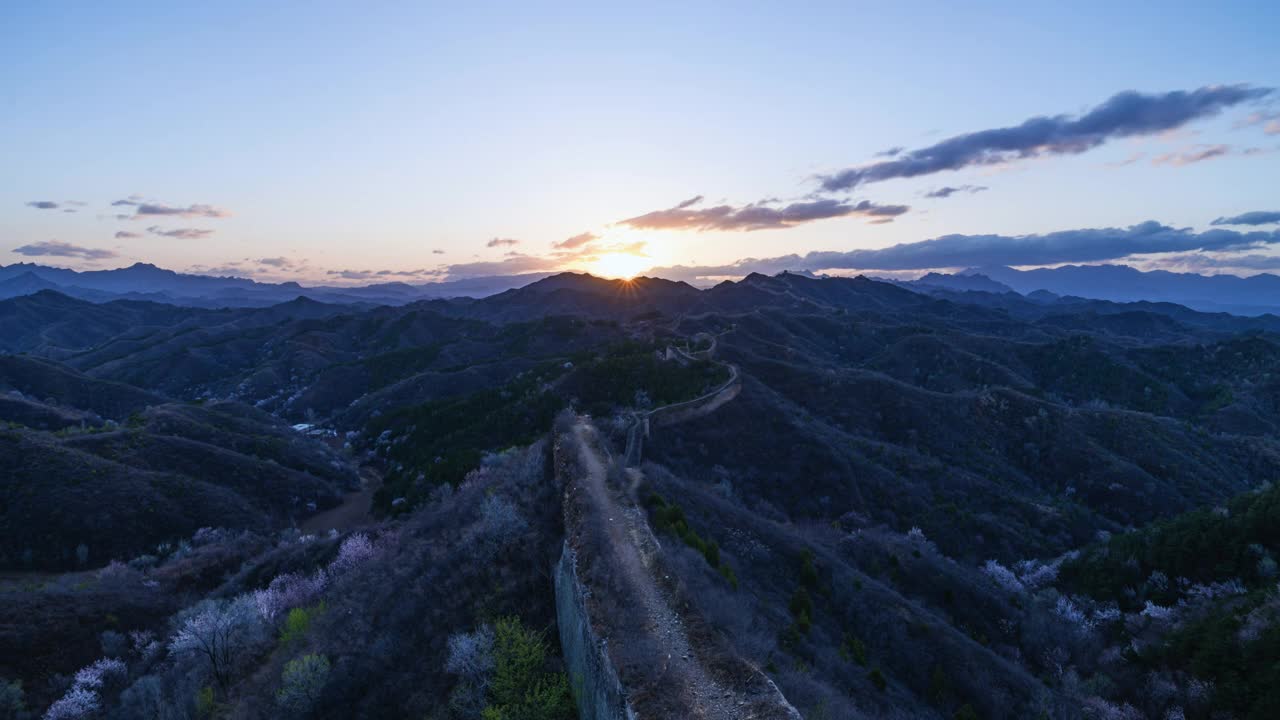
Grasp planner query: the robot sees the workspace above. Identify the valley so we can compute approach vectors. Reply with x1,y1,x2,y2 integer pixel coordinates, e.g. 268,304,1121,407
4,270,1280,719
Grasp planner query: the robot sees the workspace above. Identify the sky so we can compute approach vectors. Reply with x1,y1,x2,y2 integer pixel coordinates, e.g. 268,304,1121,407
2,1,1279,286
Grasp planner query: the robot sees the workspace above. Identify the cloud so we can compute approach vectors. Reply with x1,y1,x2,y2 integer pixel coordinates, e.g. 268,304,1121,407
326,270,380,280
325,268,438,281
257,257,294,268
1151,144,1231,166
12,240,119,260
114,231,142,239
1237,110,1280,135
554,231,599,249
146,225,215,239
26,201,60,209
136,203,230,219
486,237,520,248
618,196,909,232
644,221,1280,281
443,253,564,278
1135,251,1280,274
819,85,1273,191
1212,211,1280,226
432,249,445,254
925,185,988,199
874,146,904,158
113,199,231,219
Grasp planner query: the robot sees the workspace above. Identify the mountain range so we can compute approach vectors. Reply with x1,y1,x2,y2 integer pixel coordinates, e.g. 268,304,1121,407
10,260,1280,317
7,268,1280,719
0,262,557,308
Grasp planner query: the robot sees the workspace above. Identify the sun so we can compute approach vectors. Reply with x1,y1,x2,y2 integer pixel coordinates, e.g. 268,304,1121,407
589,251,650,280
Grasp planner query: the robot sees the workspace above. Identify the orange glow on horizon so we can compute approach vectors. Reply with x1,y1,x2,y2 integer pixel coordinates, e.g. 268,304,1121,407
587,251,651,279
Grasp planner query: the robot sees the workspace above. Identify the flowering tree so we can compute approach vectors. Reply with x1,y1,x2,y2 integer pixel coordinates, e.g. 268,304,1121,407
330,533,375,574
43,658,126,720
254,570,328,621
982,559,1026,594
169,596,267,689
446,625,495,716
43,686,99,720
478,496,527,552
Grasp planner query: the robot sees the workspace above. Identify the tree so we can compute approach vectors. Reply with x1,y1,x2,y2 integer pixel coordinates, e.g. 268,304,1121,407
478,496,528,554
483,617,574,720
277,654,330,716
169,596,267,690
446,626,496,717
330,533,375,574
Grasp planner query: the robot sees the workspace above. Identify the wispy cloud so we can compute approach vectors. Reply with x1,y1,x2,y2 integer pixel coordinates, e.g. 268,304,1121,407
146,226,215,239
1236,110,1280,135
819,85,1273,191
1212,211,1280,226
486,237,520,248
618,196,909,232
114,231,142,239
12,240,119,260
25,200,60,210
925,185,988,199
554,231,599,249
1151,144,1232,166
324,268,440,281
443,253,564,278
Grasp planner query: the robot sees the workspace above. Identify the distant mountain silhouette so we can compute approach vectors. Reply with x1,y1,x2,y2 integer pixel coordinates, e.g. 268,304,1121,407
11,259,1280,316
961,264,1280,316
0,262,557,307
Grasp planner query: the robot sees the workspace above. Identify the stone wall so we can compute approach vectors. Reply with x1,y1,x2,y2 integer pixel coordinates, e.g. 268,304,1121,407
554,543,635,720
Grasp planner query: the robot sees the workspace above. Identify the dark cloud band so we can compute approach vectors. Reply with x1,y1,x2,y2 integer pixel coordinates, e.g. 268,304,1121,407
12,240,119,260
645,221,1280,280
1212,211,1280,226
820,85,1273,191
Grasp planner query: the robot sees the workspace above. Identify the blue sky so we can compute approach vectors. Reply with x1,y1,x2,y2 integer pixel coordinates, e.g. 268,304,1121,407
2,1,1278,284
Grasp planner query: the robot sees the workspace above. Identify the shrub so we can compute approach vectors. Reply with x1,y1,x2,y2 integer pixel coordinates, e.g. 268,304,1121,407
446,625,496,717
789,587,813,634
869,667,887,692
840,633,868,666
478,496,528,553
277,654,330,716
100,630,128,658
799,550,819,590
96,560,141,590
330,533,375,574
648,494,736,587
195,685,217,719
280,603,326,645
0,679,23,720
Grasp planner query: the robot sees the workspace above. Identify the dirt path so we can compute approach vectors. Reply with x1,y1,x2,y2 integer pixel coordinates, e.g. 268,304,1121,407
300,467,382,533
571,420,771,720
